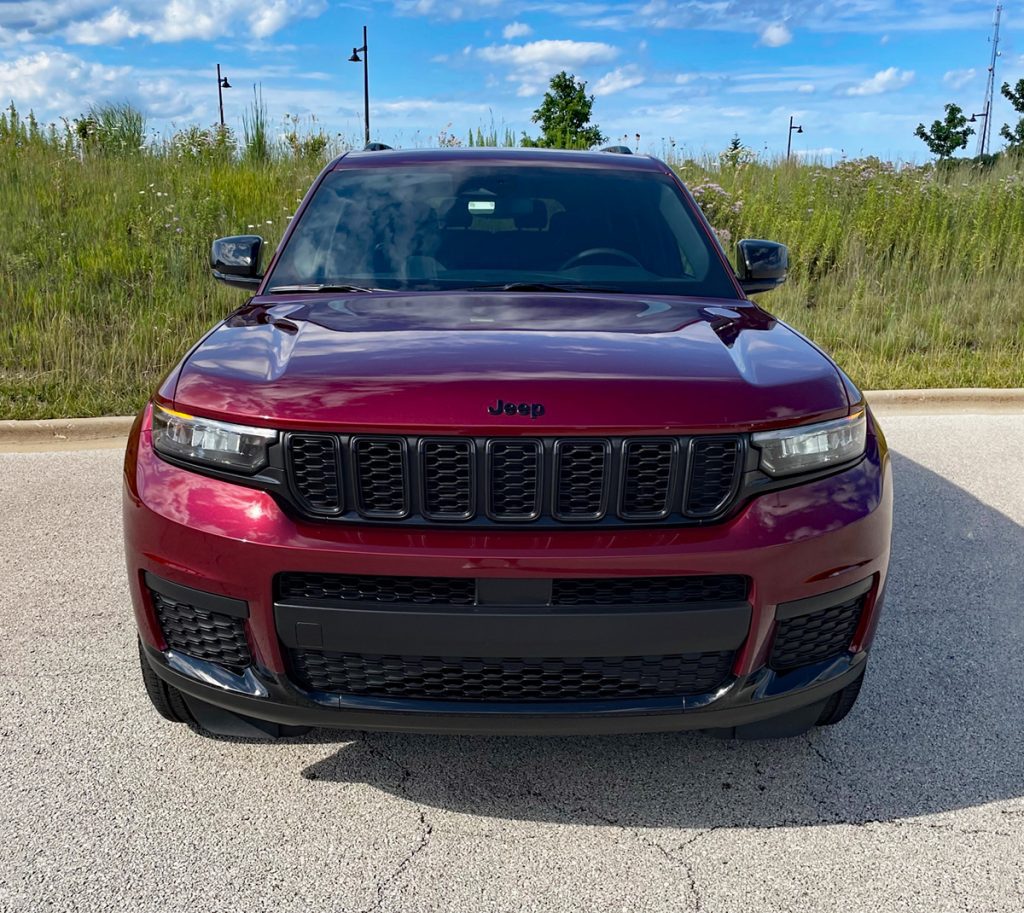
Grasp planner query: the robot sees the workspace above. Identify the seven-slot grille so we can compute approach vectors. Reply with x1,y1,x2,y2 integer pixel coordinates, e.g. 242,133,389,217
284,434,744,526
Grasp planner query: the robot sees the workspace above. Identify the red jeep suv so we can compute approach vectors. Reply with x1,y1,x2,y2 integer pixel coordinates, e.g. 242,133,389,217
124,147,892,740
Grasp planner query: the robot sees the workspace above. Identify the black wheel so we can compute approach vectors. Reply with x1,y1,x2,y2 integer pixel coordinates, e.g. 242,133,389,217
138,638,194,725
816,669,865,726
137,638,312,740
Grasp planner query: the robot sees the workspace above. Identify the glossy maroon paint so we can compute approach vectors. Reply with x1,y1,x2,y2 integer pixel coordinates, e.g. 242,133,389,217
127,147,894,732
124,404,892,680
165,293,852,434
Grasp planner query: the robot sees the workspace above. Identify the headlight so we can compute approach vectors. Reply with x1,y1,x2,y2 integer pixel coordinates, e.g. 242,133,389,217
752,410,867,477
152,405,277,473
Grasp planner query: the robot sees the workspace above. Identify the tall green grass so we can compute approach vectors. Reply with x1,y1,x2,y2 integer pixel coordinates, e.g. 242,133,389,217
0,120,1022,419
678,156,1024,389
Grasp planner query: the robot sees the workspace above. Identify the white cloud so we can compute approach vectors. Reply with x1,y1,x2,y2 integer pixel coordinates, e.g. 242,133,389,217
477,39,618,69
0,0,326,45
0,49,195,119
593,65,644,96
758,22,792,47
502,21,532,39
375,98,490,116
477,38,619,97
943,68,976,90
844,67,914,96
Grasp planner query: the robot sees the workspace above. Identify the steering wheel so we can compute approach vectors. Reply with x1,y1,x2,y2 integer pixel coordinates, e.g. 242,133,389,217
559,247,644,271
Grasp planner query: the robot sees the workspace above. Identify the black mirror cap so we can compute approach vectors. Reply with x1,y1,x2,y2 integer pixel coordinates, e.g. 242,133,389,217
736,238,788,295
211,235,264,289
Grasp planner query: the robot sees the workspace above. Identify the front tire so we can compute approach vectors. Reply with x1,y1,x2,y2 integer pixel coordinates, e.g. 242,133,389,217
137,637,194,725
816,668,865,726
137,638,312,740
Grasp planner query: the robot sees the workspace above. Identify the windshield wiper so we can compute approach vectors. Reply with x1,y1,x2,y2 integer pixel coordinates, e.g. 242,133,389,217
265,283,384,294
467,282,627,294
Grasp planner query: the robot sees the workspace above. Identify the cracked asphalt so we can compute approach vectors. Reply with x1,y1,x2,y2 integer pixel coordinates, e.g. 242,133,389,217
1,411,1023,912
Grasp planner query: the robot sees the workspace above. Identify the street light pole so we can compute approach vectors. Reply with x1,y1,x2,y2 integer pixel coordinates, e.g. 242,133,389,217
349,26,370,147
216,64,231,129
969,105,989,151
786,115,804,160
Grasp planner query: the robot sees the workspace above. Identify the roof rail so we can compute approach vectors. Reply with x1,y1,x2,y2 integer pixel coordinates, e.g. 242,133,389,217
363,142,393,151
600,145,633,155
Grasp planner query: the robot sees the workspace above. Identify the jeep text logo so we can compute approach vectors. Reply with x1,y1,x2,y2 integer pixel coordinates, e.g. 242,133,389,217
487,399,546,419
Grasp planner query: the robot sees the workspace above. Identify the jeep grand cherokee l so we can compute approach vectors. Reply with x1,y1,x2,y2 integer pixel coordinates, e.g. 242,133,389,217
124,147,892,740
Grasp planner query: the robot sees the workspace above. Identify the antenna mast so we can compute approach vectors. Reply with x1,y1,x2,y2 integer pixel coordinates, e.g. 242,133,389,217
978,3,1003,156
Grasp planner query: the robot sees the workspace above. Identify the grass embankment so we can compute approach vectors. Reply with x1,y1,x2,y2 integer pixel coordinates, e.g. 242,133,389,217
1,142,1023,420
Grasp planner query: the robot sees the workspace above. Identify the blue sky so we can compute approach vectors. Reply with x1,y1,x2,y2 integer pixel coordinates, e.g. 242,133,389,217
0,1,1021,161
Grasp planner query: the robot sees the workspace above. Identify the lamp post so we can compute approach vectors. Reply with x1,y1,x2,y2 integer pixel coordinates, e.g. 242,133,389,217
348,26,370,147
969,105,989,149
786,115,803,160
216,64,231,129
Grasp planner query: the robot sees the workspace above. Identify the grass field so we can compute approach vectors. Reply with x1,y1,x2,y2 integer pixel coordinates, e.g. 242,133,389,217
2,128,1023,419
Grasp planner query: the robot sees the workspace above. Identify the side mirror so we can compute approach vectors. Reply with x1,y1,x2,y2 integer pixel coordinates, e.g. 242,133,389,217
211,235,264,290
736,239,788,295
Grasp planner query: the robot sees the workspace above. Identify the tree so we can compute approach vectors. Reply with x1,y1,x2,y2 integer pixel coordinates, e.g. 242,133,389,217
719,134,755,168
914,104,973,159
1000,79,1024,150
521,71,605,149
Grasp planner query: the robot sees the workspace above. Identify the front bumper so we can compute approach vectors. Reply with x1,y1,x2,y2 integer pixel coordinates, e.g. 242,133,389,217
124,406,892,735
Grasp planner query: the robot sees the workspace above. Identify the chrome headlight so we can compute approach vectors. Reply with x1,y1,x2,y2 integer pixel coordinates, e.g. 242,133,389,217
152,404,277,474
752,410,867,477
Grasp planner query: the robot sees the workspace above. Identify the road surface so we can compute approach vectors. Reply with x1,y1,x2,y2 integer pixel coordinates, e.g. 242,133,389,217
1,413,1022,912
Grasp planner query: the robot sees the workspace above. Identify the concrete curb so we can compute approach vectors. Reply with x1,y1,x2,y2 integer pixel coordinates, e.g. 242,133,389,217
1,388,1022,448
0,416,136,446
865,388,1024,413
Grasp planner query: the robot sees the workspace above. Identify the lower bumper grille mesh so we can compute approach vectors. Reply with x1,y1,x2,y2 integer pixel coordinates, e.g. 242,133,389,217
288,650,735,701
151,590,251,670
769,595,864,671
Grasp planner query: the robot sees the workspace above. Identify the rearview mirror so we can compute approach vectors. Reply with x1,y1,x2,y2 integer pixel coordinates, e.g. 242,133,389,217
736,239,788,295
211,235,264,290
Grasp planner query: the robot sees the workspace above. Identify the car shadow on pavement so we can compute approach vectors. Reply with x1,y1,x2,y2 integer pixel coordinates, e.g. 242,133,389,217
299,451,1024,828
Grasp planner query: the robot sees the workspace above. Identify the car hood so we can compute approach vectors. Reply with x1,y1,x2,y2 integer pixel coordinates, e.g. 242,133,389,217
170,292,851,434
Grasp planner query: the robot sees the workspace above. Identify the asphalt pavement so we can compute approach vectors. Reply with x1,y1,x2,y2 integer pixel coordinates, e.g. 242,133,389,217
1,412,1022,913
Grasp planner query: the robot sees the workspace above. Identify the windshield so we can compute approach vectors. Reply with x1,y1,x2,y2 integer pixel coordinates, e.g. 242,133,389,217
266,163,739,298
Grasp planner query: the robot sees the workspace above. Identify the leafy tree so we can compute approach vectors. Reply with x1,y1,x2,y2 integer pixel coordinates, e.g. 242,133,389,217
1000,79,1024,150
914,104,973,159
521,71,605,149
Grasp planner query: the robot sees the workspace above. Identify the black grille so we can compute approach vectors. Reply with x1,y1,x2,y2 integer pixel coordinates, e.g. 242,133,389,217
289,650,735,701
284,434,746,527
621,440,676,518
354,438,408,517
555,440,610,520
287,434,342,515
276,572,477,606
685,438,741,517
488,440,542,519
769,596,864,671
422,440,474,519
553,575,749,606
151,590,251,669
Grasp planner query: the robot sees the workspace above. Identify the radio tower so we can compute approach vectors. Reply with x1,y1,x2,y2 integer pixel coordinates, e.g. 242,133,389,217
977,3,1003,156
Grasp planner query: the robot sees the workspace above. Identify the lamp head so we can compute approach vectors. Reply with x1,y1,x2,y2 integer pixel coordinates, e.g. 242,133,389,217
348,48,362,62
220,77,231,89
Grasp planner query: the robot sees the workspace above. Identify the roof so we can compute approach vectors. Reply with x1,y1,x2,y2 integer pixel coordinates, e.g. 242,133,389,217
332,146,669,173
